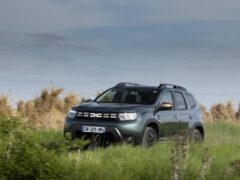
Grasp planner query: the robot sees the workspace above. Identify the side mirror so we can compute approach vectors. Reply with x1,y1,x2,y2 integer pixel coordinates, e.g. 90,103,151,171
84,99,93,103
158,102,173,111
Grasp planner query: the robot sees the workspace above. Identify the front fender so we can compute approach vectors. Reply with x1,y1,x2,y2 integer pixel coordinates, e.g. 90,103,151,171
142,117,161,138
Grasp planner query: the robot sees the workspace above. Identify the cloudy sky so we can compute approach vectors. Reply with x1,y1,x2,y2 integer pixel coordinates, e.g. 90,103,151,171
1,0,240,108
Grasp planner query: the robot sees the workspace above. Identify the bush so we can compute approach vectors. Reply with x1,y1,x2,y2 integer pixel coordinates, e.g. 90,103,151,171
0,114,73,179
1,113,240,179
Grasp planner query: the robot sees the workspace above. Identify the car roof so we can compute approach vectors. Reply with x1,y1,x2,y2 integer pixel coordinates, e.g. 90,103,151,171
113,83,189,93
116,85,159,90
114,85,190,92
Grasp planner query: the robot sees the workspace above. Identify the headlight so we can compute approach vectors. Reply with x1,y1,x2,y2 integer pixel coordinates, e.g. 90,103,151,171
67,109,77,119
119,112,138,121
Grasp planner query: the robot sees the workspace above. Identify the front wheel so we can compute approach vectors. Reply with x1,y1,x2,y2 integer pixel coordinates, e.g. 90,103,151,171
141,127,157,148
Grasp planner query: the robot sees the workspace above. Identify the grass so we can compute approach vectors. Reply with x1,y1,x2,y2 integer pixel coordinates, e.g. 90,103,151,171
205,122,240,144
1,113,240,180
67,123,240,180
1,86,240,179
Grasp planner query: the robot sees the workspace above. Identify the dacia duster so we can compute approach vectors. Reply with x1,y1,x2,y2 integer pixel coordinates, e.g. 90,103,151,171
64,83,204,147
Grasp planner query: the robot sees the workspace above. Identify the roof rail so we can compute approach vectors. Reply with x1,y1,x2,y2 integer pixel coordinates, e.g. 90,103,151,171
115,82,141,88
158,83,187,91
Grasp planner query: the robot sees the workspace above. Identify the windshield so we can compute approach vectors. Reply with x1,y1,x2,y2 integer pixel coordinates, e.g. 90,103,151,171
95,88,159,105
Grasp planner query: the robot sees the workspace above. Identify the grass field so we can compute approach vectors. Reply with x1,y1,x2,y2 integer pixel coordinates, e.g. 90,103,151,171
0,114,240,180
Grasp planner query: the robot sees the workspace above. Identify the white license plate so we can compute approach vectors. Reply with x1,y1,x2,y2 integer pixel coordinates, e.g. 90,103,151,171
82,126,105,133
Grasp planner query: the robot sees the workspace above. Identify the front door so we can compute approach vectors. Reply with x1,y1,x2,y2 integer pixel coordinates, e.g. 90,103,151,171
157,91,178,137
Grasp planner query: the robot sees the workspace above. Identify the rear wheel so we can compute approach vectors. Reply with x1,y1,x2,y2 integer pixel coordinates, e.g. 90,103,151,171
191,129,203,143
141,127,157,148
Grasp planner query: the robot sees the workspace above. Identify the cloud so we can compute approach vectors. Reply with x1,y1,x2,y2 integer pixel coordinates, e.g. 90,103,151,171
1,0,240,35
27,33,66,43
23,33,101,55
1,0,240,59
0,0,122,34
26,33,67,48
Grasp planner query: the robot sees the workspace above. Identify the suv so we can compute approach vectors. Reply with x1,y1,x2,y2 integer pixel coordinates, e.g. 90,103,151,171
64,83,204,147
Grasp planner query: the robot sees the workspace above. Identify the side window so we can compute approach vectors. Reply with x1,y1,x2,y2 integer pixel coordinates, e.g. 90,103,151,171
160,92,174,106
174,92,187,110
186,94,197,109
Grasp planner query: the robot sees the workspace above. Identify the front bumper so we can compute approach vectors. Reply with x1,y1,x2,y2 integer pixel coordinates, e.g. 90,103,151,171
64,117,144,144
65,125,124,142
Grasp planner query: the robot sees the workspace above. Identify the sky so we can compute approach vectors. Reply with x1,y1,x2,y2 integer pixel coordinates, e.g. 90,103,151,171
1,0,240,108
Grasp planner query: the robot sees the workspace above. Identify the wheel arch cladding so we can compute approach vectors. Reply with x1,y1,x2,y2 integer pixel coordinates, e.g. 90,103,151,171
146,122,160,138
195,126,204,139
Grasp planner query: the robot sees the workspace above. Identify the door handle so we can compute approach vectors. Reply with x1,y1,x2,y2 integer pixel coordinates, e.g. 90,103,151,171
189,115,193,119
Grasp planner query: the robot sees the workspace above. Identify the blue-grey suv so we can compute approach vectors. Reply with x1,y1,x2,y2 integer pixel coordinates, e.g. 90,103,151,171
64,83,204,147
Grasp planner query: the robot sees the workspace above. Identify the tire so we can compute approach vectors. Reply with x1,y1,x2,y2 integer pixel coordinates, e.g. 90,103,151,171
141,127,157,148
191,129,203,143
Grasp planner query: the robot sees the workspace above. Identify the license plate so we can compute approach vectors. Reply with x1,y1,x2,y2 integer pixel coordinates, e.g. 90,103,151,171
82,126,105,133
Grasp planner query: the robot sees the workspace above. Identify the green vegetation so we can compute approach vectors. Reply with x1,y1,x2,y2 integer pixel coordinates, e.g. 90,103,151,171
0,113,240,180
1,87,240,179
0,113,88,179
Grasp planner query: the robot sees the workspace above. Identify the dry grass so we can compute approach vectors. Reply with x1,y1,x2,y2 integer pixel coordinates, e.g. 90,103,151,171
15,86,80,130
170,131,214,180
201,101,240,124
171,130,189,180
197,148,212,180
0,94,12,115
1,87,240,130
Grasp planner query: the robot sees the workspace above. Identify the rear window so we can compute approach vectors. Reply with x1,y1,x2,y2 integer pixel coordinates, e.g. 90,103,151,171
186,94,197,109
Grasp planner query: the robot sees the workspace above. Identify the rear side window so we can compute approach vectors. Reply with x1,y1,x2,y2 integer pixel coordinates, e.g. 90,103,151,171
186,94,197,109
174,92,187,110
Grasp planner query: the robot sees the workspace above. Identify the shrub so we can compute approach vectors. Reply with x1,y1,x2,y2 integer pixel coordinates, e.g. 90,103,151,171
0,114,73,179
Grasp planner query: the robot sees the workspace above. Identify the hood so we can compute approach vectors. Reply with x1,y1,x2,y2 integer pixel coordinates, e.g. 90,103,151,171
75,102,153,112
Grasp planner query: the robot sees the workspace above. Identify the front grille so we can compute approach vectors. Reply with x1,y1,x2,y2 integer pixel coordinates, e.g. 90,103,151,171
76,111,118,120
76,131,116,147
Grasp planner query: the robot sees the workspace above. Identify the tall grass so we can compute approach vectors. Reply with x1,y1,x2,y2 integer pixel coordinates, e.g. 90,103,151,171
16,86,80,129
1,86,240,179
52,123,240,180
0,94,12,115
201,101,240,124
0,113,240,179
1,86,240,129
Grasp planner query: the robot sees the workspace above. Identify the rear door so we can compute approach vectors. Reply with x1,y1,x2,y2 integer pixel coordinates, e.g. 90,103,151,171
184,92,198,124
173,91,190,132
